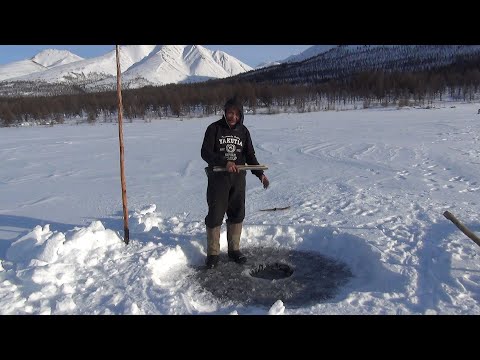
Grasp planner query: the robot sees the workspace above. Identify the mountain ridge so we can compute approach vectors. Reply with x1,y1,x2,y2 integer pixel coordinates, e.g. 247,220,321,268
0,45,253,91
234,45,480,84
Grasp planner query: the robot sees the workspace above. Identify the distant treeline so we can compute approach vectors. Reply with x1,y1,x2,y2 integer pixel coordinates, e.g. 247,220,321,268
1,58,479,127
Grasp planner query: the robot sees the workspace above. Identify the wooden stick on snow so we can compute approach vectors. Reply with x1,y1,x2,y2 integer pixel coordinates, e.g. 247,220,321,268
443,211,480,248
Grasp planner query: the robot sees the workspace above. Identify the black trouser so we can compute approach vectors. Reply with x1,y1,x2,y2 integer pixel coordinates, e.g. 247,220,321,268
205,170,246,228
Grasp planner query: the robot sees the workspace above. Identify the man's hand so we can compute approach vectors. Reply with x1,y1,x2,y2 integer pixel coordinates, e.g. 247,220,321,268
226,161,238,173
261,174,269,189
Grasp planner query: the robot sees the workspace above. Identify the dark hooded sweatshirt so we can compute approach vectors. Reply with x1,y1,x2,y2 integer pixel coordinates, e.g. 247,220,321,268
201,99,263,227
201,113,264,179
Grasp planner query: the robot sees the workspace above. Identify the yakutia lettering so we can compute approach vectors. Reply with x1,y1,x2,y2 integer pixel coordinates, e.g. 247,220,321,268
219,136,243,147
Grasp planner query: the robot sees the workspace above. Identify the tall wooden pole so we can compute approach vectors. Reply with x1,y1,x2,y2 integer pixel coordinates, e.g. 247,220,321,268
116,45,129,245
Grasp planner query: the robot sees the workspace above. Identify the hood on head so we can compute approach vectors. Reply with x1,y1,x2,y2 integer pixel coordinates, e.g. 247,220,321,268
224,96,244,125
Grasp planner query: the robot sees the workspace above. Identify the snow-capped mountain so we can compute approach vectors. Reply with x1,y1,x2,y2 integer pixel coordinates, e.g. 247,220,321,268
93,45,253,89
253,45,337,69
31,49,84,68
255,61,281,69
211,48,252,76
0,60,45,82
0,45,253,91
282,45,338,63
0,49,83,82
4,45,156,85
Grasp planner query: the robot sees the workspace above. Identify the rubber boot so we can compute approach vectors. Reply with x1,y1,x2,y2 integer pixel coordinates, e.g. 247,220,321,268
227,222,246,264
205,226,221,269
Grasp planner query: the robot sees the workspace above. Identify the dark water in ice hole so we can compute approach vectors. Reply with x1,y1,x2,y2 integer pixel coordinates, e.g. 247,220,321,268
190,247,353,309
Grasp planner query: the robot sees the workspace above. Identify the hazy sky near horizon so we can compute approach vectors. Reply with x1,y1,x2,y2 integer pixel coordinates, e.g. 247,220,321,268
0,45,313,67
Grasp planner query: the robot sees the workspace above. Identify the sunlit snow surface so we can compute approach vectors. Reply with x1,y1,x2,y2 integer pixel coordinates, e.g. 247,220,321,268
2,102,480,314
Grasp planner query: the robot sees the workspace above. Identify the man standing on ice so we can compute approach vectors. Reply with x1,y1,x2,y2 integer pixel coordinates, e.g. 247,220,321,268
201,97,269,269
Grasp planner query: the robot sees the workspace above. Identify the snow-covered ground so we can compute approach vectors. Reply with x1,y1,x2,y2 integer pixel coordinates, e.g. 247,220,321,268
1,102,480,314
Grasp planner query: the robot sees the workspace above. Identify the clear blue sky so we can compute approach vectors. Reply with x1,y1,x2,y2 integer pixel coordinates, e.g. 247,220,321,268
0,45,312,68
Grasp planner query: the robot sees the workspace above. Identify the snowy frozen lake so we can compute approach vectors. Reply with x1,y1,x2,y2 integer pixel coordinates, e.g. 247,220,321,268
1,102,480,314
